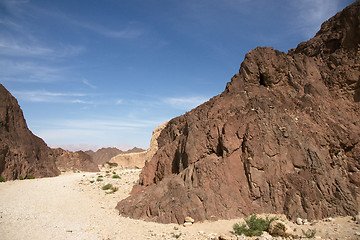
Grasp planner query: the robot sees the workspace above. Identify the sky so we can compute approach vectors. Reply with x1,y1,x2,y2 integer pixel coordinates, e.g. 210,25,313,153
0,0,354,151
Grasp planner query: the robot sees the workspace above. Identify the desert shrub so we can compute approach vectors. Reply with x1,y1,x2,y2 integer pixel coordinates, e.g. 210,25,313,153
102,183,113,190
98,175,103,178
106,161,118,167
172,233,182,239
96,178,103,182
233,214,275,237
89,180,94,183
112,174,120,179
102,184,118,194
19,175,24,180
270,222,287,237
27,174,35,179
106,170,109,173
112,171,116,174
302,229,316,238
0,176,5,182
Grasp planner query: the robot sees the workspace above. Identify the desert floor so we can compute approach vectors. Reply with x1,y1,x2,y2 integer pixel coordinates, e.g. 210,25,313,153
0,169,359,240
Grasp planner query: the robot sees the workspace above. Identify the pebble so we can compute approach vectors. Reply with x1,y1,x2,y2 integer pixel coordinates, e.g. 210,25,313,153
183,222,192,227
185,216,195,223
296,217,303,225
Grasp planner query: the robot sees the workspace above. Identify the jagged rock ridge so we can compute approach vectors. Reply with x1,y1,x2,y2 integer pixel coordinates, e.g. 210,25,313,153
0,84,59,180
117,1,360,224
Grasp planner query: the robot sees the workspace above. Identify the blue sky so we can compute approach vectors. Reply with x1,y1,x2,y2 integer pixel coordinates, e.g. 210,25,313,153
0,0,354,151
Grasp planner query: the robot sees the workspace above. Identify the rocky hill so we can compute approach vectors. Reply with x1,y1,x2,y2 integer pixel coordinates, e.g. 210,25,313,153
0,84,59,180
109,122,167,169
117,1,360,224
85,147,145,166
53,148,99,172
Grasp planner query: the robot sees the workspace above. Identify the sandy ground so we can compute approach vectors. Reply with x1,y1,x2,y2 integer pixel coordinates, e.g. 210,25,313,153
0,169,359,240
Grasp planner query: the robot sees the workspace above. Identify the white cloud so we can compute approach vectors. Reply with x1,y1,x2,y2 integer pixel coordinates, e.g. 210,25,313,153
165,96,209,110
11,90,90,103
82,79,96,89
115,99,123,105
0,60,64,82
293,0,340,38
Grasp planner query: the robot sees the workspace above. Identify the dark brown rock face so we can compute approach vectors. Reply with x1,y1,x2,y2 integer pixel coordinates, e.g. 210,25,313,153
53,148,99,172
117,1,360,224
0,84,60,180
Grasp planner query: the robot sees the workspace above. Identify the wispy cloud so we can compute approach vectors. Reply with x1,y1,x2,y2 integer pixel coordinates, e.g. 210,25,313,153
0,60,67,82
115,99,123,105
164,96,209,110
292,0,340,38
82,78,96,89
11,90,91,104
0,37,85,58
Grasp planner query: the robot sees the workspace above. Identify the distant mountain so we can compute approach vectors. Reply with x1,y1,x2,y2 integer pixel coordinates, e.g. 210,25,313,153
53,148,99,172
117,1,360,224
86,147,145,165
0,84,59,180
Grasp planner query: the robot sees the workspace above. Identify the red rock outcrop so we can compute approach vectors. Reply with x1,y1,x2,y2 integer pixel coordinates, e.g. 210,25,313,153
53,148,99,172
117,1,360,224
0,84,60,180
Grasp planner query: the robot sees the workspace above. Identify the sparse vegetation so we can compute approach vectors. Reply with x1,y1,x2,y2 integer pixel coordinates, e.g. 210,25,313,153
89,180,94,183
172,233,182,239
102,183,113,190
102,183,118,194
270,222,287,237
302,229,317,238
112,174,120,179
106,161,118,167
0,176,5,182
27,174,35,179
98,175,103,178
19,175,24,180
233,214,276,237
106,170,109,173
112,171,116,174
96,177,103,182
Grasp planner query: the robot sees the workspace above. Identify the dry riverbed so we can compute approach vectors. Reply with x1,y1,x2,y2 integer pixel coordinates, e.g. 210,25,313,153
0,169,359,240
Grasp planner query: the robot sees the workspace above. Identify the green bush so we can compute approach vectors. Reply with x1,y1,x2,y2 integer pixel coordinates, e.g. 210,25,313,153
302,229,316,238
270,222,287,237
112,174,120,179
89,180,94,183
106,170,109,173
102,183,113,190
233,215,275,237
27,174,35,179
96,178,103,182
112,171,116,174
19,175,24,180
0,176,5,182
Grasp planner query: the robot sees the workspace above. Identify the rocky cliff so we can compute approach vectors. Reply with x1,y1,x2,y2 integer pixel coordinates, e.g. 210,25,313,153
117,1,360,224
0,84,60,180
109,122,167,169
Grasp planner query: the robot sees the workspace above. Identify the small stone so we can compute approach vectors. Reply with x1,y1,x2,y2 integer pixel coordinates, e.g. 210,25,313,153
303,219,309,225
296,218,303,225
183,222,192,227
185,216,194,223
219,234,231,240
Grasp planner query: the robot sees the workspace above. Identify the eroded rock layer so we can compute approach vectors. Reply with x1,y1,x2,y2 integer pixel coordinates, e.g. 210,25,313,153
117,1,360,224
